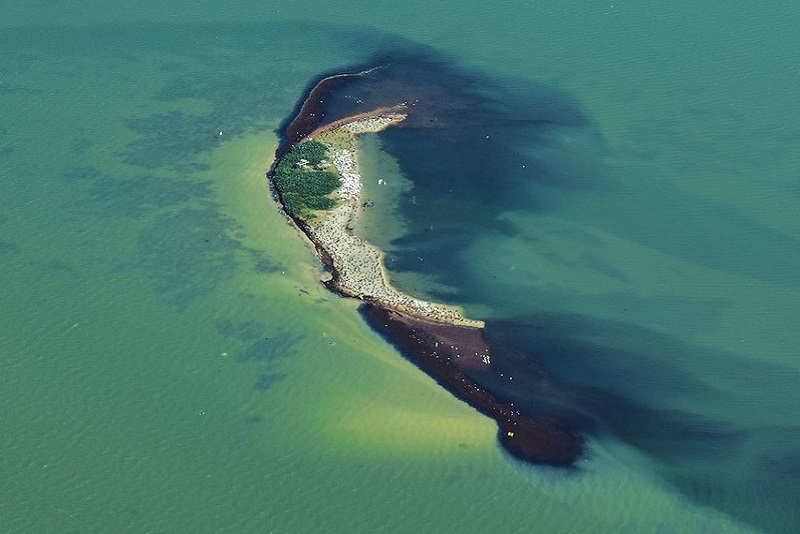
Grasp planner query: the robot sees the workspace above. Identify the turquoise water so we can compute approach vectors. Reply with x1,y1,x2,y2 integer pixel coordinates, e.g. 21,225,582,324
1,2,798,533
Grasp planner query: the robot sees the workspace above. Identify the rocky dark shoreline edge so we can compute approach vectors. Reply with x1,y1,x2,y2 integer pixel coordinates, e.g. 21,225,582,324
269,68,585,467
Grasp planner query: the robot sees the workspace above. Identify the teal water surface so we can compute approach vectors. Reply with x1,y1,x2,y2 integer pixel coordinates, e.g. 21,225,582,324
1,2,798,533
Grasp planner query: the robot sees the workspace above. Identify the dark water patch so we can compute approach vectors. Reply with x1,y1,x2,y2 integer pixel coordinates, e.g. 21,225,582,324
92,171,213,215
569,183,800,291
64,164,284,293
74,167,214,217
248,250,282,274
240,338,290,363
253,371,286,392
120,62,292,170
214,319,266,341
0,239,19,254
41,24,391,171
0,124,12,157
214,319,302,392
386,226,482,304
63,166,106,182
0,200,15,254
749,448,800,531
668,434,800,534
243,414,264,425
484,314,800,533
154,71,280,123
27,259,81,279
151,70,284,140
0,80,36,95
580,252,629,283
135,206,241,310
121,111,227,169
791,181,800,200
70,137,94,155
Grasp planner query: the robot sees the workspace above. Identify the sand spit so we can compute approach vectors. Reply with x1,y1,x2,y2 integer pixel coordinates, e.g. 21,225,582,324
308,108,408,137
298,112,484,329
269,68,585,467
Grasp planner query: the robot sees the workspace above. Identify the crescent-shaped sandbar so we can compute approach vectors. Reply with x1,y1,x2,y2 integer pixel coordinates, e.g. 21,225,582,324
268,68,584,466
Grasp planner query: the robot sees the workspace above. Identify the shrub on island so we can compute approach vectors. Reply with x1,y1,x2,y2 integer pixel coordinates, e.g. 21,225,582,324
283,139,328,166
273,140,340,218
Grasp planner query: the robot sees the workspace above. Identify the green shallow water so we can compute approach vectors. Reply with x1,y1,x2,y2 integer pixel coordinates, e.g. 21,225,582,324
1,2,798,533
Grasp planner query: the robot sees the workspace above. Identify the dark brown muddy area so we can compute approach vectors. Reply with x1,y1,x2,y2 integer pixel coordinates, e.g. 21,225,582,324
361,305,584,467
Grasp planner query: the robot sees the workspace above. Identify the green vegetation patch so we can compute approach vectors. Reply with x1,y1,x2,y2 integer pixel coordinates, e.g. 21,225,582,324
273,140,340,218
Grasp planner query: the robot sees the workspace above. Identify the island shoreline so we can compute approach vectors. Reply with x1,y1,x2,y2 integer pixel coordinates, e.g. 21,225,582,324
267,67,585,466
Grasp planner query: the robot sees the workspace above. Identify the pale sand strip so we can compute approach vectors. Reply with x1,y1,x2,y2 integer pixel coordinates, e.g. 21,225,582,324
304,114,484,329
303,107,409,140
